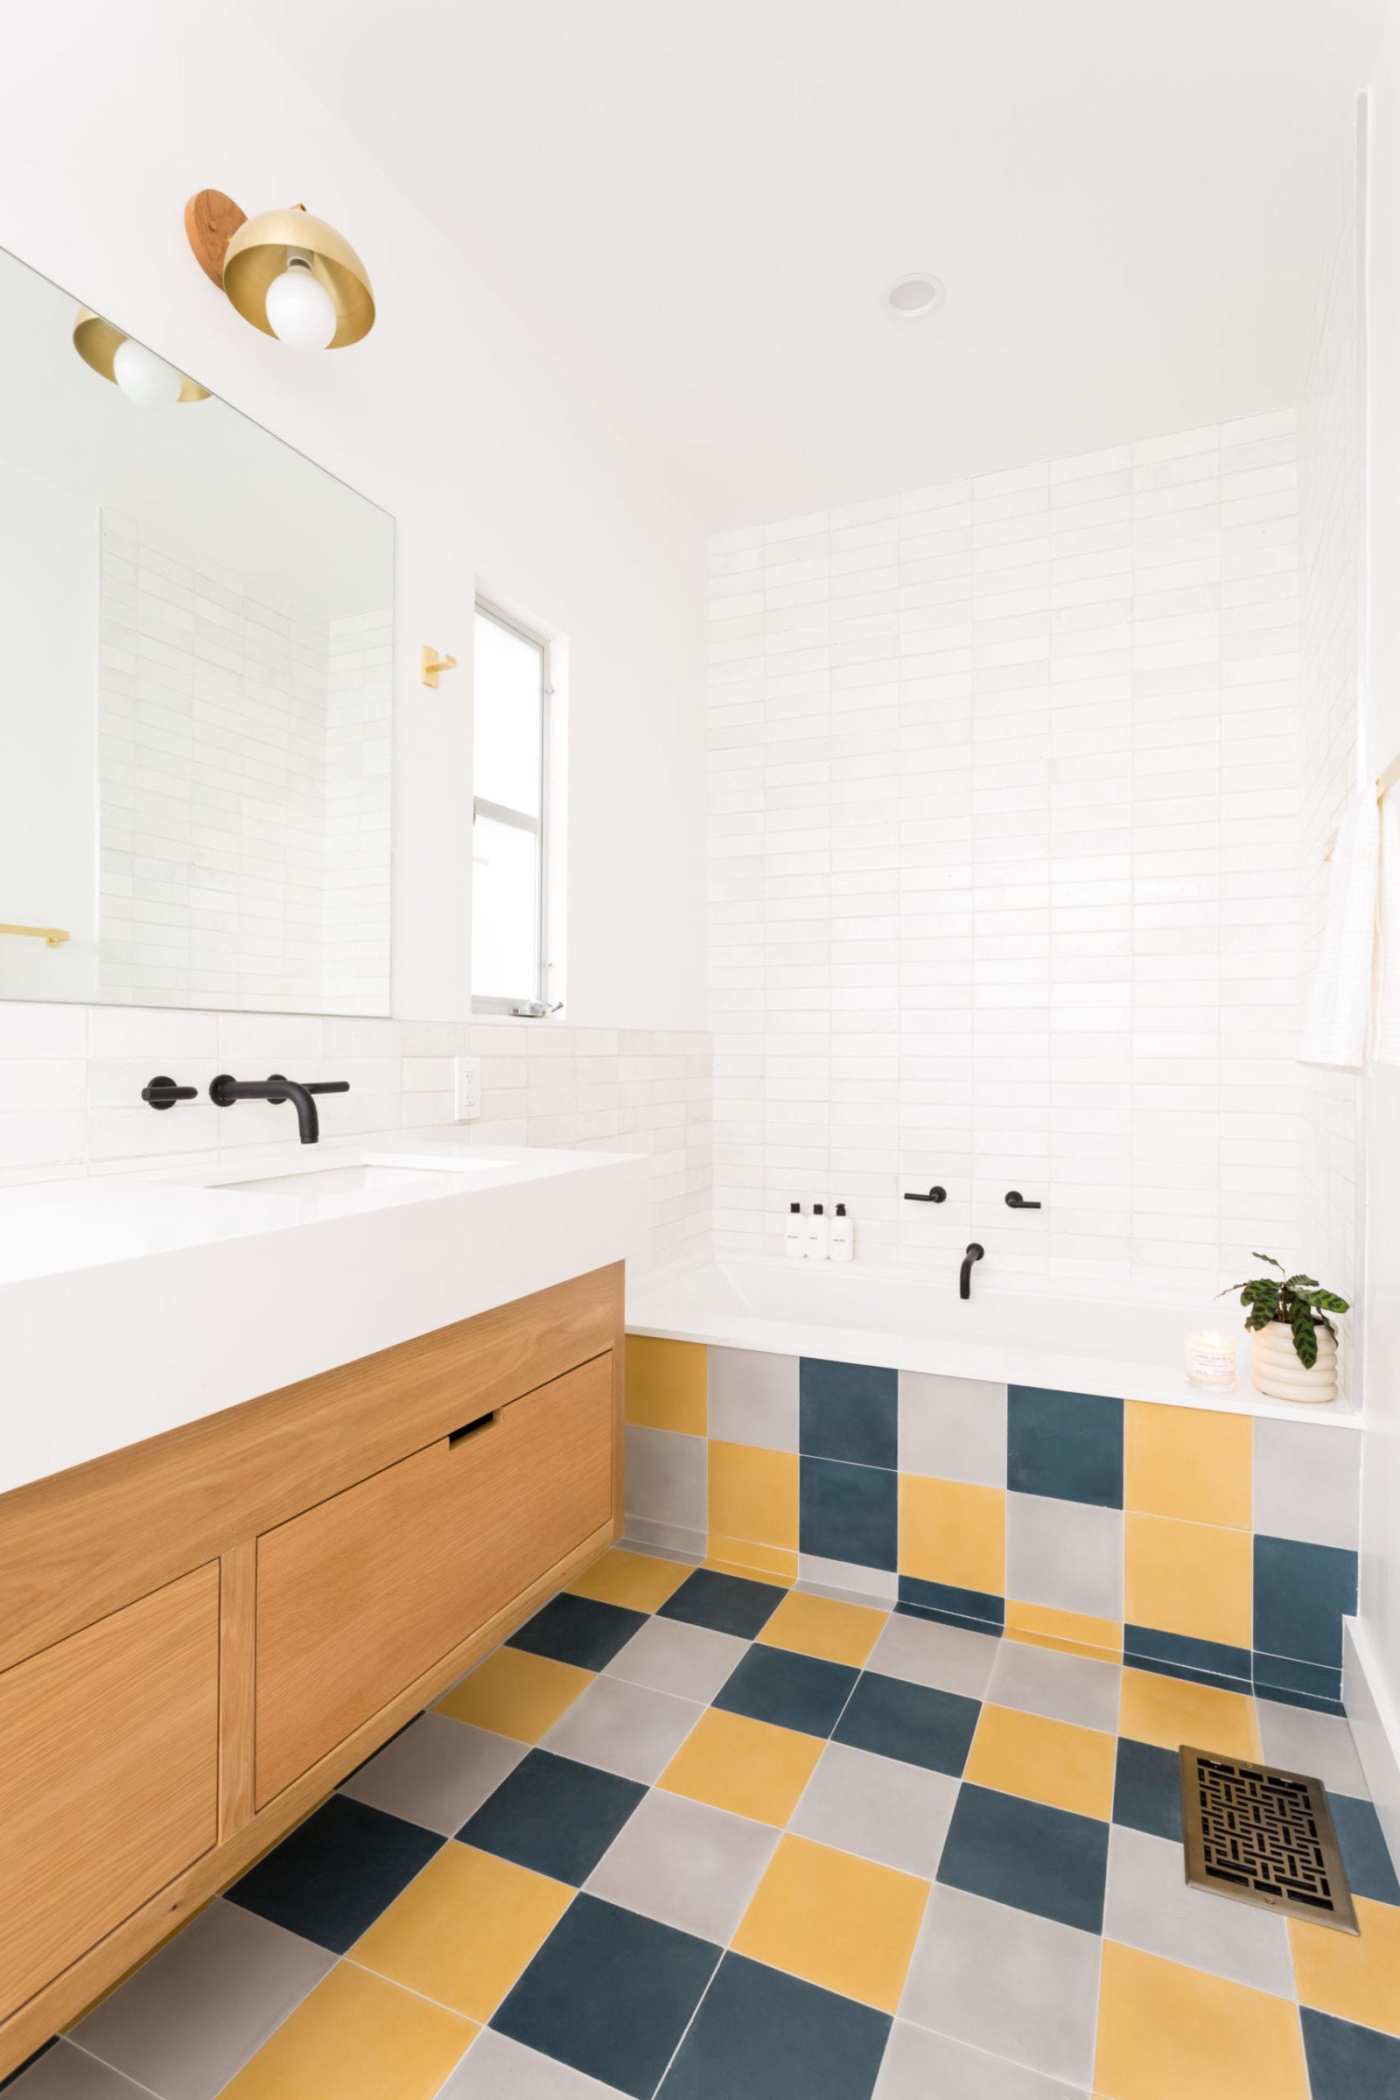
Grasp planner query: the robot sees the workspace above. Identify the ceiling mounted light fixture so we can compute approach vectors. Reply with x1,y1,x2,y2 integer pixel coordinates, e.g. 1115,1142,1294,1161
886,273,945,320
185,189,375,351
71,309,209,405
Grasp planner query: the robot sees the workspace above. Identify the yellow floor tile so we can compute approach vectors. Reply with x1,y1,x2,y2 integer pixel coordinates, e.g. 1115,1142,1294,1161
566,1547,689,1613
353,1844,573,2022
1095,1941,1307,2100
965,1703,1116,1821
220,1961,475,2100
757,1589,886,1668
1124,1400,1253,1529
1124,1513,1253,1650
658,1707,822,1826
898,1475,1004,1596
1005,1599,1123,1663
1118,1667,1261,1761
1291,1896,1400,2038
434,1647,592,1743
625,1335,708,1434
732,1834,929,2013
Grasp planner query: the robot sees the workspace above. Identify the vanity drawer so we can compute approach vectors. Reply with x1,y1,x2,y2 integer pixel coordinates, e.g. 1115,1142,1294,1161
254,1349,615,1805
0,1563,220,2024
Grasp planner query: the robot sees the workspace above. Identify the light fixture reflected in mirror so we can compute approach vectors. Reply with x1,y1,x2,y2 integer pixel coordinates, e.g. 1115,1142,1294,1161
185,190,375,350
71,310,209,405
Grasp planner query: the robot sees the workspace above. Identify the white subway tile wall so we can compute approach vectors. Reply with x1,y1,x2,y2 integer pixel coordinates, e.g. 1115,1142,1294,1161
1299,170,1364,1307
706,413,1307,1299
98,514,392,1013
0,1006,712,1272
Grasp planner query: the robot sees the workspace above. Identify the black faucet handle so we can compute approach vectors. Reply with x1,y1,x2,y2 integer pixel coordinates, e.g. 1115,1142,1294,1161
904,1186,947,1204
303,1080,351,1096
1005,1190,1042,1209
141,1074,198,1110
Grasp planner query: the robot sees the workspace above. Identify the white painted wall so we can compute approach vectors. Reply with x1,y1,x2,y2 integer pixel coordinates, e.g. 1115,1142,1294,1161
0,1,706,1033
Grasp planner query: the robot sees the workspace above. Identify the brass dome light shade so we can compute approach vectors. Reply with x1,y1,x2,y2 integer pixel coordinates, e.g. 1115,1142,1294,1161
71,310,210,402
185,189,375,349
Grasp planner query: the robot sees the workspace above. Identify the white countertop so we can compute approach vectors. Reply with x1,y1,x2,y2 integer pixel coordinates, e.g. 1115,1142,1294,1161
0,1132,646,1496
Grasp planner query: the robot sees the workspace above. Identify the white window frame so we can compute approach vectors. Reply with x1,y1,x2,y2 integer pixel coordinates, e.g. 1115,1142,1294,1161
471,599,554,1016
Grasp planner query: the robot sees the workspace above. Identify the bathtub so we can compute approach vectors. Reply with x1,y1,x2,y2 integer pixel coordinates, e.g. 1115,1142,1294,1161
626,1256,1356,1423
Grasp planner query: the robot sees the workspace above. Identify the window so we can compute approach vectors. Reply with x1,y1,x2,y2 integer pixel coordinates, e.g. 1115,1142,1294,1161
472,602,552,1013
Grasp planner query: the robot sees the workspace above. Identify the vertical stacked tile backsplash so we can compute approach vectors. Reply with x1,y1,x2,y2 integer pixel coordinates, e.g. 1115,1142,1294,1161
98,514,392,1015
706,413,1306,1301
1299,169,1364,1307
0,1006,711,1273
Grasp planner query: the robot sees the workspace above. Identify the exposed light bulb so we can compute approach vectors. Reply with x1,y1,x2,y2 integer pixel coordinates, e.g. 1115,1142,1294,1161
111,336,184,407
264,254,337,350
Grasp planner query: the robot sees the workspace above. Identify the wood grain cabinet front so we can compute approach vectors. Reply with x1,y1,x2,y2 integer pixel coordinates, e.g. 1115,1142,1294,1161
0,1563,221,2026
253,1349,615,1805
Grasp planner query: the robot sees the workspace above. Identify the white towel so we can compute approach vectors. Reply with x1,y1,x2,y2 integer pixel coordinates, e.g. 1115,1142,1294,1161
1375,786,1400,1065
1299,788,1381,1070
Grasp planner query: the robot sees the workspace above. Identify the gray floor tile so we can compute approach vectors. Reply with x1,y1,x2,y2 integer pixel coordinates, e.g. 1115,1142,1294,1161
585,1786,778,1943
6,2041,165,2097
789,1739,960,1877
339,1713,525,1834
1257,1698,1369,1798
899,1883,1100,2089
869,1612,999,1700
1103,1824,1294,1996
986,1641,1121,1735
602,1614,749,1702
875,2021,1089,2099
438,2027,628,2096
543,1675,704,1783
798,1556,898,1606
70,1901,332,2100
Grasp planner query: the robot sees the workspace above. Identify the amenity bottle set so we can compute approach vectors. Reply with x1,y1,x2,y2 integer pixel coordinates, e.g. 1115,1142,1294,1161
784,1201,854,1262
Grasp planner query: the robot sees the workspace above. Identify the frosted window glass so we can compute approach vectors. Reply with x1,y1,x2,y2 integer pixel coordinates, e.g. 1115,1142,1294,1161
474,611,543,816
472,813,539,1001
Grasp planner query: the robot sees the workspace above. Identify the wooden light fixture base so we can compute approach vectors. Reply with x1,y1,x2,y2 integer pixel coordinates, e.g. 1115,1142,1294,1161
184,189,247,285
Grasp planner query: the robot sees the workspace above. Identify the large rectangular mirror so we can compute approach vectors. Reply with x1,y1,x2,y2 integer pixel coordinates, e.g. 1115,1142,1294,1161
0,243,394,1014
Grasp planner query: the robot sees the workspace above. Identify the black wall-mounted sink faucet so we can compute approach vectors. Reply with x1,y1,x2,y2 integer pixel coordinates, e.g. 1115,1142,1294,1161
209,1072,350,1145
960,1242,985,1300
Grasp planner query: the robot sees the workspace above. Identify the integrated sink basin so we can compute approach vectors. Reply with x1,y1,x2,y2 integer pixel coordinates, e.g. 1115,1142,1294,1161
224,1163,482,1198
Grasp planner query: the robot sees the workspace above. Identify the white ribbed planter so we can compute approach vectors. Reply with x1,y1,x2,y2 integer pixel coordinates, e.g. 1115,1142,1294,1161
1251,1320,1339,1405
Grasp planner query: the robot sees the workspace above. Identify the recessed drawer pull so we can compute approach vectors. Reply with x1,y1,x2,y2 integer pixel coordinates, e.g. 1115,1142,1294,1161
448,1410,499,1448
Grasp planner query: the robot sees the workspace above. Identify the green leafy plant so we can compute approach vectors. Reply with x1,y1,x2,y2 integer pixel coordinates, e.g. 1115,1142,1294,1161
1220,1254,1350,1370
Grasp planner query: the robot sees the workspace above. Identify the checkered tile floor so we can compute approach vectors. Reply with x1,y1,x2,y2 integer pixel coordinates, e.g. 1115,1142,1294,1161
11,1550,1400,2100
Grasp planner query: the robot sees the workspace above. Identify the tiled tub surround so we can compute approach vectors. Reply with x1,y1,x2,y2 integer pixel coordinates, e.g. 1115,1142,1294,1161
15,1547,1397,2100
623,1339,1361,1712
0,1007,711,1272
706,410,1308,1305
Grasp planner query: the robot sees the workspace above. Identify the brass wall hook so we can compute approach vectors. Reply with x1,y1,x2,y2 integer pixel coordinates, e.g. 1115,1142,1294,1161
421,645,458,689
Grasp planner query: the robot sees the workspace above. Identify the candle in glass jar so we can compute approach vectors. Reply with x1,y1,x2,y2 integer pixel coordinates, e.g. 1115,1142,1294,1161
1185,1329,1238,1390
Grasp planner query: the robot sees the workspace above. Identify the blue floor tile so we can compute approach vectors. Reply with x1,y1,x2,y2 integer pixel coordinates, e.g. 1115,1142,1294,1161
1112,1738,1182,1844
800,1456,898,1571
508,1592,648,1671
937,1782,1109,1935
226,1795,441,1952
658,1952,890,2100
494,1892,720,2099
833,1669,980,1778
1123,1625,1251,1693
897,1578,1004,1633
713,1645,858,1738
1331,1793,1400,1906
799,1358,898,1470
1302,2007,1400,2099
1006,1385,1123,1509
658,1568,784,1639
459,1749,645,1885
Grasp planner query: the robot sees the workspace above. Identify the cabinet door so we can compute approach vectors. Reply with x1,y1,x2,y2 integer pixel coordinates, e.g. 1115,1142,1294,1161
255,1350,614,1805
0,1564,220,2023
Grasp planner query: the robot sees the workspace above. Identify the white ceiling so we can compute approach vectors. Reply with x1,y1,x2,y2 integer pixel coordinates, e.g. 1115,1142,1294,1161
245,0,1381,526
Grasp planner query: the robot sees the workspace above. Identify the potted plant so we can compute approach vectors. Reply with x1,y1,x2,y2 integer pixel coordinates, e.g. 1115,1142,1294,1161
1221,1254,1350,1405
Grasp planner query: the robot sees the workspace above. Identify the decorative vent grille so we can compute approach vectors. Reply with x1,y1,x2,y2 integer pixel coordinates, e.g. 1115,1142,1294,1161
1180,1746,1358,1933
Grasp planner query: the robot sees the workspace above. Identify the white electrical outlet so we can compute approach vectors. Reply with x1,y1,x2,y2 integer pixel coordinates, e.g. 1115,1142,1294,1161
453,1055,482,1121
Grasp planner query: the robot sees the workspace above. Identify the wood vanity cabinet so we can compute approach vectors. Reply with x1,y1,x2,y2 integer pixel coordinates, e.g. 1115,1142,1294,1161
0,1263,624,2078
